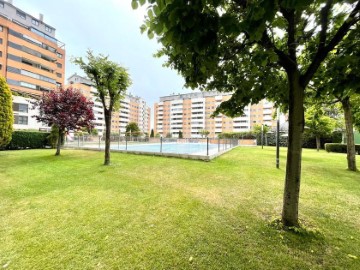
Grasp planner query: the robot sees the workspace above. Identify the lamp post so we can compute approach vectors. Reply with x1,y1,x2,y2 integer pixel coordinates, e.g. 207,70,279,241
276,107,280,169
261,124,264,149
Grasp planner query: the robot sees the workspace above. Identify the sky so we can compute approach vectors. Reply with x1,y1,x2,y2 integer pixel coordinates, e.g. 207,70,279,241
15,0,191,106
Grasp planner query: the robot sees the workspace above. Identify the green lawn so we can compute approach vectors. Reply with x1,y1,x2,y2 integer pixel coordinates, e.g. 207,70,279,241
0,147,359,269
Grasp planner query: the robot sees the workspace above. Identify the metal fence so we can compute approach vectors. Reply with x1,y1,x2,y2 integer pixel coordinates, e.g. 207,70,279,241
64,135,239,157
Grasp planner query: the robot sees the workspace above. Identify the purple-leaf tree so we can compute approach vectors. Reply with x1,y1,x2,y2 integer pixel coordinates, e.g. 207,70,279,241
34,87,95,156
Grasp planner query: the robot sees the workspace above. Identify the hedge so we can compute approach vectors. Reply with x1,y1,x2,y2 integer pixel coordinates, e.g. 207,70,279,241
325,143,360,154
5,131,50,150
256,131,342,149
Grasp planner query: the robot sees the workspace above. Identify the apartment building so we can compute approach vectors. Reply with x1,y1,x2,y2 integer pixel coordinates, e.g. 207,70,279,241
154,92,281,138
12,95,49,130
0,0,65,97
68,73,151,135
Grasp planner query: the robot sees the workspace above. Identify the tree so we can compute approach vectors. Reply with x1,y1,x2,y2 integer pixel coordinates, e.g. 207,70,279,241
304,106,336,151
133,0,360,226
150,129,154,138
74,51,131,165
253,124,270,134
126,122,141,137
312,28,360,170
199,129,210,138
34,88,95,156
0,76,13,147
178,130,183,138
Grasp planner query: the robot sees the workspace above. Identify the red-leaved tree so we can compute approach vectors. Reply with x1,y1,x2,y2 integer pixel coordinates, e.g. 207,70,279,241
34,87,95,156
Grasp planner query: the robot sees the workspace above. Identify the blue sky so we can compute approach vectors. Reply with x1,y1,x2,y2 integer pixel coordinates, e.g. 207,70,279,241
16,0,190,106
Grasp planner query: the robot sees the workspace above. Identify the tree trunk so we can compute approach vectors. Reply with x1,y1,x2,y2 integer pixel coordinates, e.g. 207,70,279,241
104,110,112,165
282,72,304,227
316,136,320,152
55,129,62,156
341,97,357,171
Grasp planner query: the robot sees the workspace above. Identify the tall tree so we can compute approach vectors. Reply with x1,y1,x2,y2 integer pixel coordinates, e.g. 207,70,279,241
133,0,360,226
150,129,155,138
0,77,13,147
199,129,210,138
34,88,95,156
126,121,141,137
304,106,336,151
74,51,131,165
312,28,360,170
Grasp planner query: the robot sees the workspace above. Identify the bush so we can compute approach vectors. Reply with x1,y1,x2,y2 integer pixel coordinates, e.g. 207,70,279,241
219,132,257,139
325,143,360,154
256,131,342,149
5,131,50,150
0,76,13,147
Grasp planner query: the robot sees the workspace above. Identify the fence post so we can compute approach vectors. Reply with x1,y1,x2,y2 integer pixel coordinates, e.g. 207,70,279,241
118,133,120,150
218,138,220,153
98,136,101,149
126,135,128,151
160,137,163,153
77,136,80,147
207,137,209,156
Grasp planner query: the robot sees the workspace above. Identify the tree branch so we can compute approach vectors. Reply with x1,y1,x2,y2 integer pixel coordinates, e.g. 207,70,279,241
301,0,360,88
319,0,333,49
280,7,297,62
261,31,297,72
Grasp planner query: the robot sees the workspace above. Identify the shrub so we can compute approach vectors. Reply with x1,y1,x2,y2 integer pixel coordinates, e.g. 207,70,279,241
5,131,50,150
0,76,13,147
325,143,360,154
219,132,257,139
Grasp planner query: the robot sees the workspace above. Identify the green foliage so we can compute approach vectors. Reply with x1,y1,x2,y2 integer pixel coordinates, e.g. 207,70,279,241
73,50,131,112
199,129,210,138
126,122,141,137
165,133,172,138
218,132,257,139
253,124,270,135
0,76,13,147
150,129,154,138
352,94,360,132
178,130,183,138
5,131,49,150
325,143,360,155
304,106,336,138
47,125,60,149
155,133,161,138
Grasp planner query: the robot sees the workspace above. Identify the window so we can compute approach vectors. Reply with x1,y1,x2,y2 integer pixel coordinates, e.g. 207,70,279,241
0,38,2,44
56,52,62,58
0,26,3,32
16,10,26,19
32,19,39,26
0,2,4,8
0,51,2,57
56,72,62,78
13,103,28,113
14,115,28,125
45,25,52,33
56,62,62,68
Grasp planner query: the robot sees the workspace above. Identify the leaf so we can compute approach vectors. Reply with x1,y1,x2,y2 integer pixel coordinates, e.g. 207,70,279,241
139,0,146,5
131,0,138,10
147,30,154,39
347,254,358,259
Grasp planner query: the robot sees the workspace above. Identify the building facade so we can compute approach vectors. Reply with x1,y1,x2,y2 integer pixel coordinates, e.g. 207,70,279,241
68,73,151,135
12,95,49,130
0,0,65,97
154,92,281,138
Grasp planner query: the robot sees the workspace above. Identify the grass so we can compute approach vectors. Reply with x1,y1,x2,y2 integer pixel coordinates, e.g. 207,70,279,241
0,147,359,269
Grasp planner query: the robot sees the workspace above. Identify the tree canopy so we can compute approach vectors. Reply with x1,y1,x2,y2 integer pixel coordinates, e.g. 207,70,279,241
126,122,141,137
0,76,13,147
34,87,94,156
133,0,360,227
